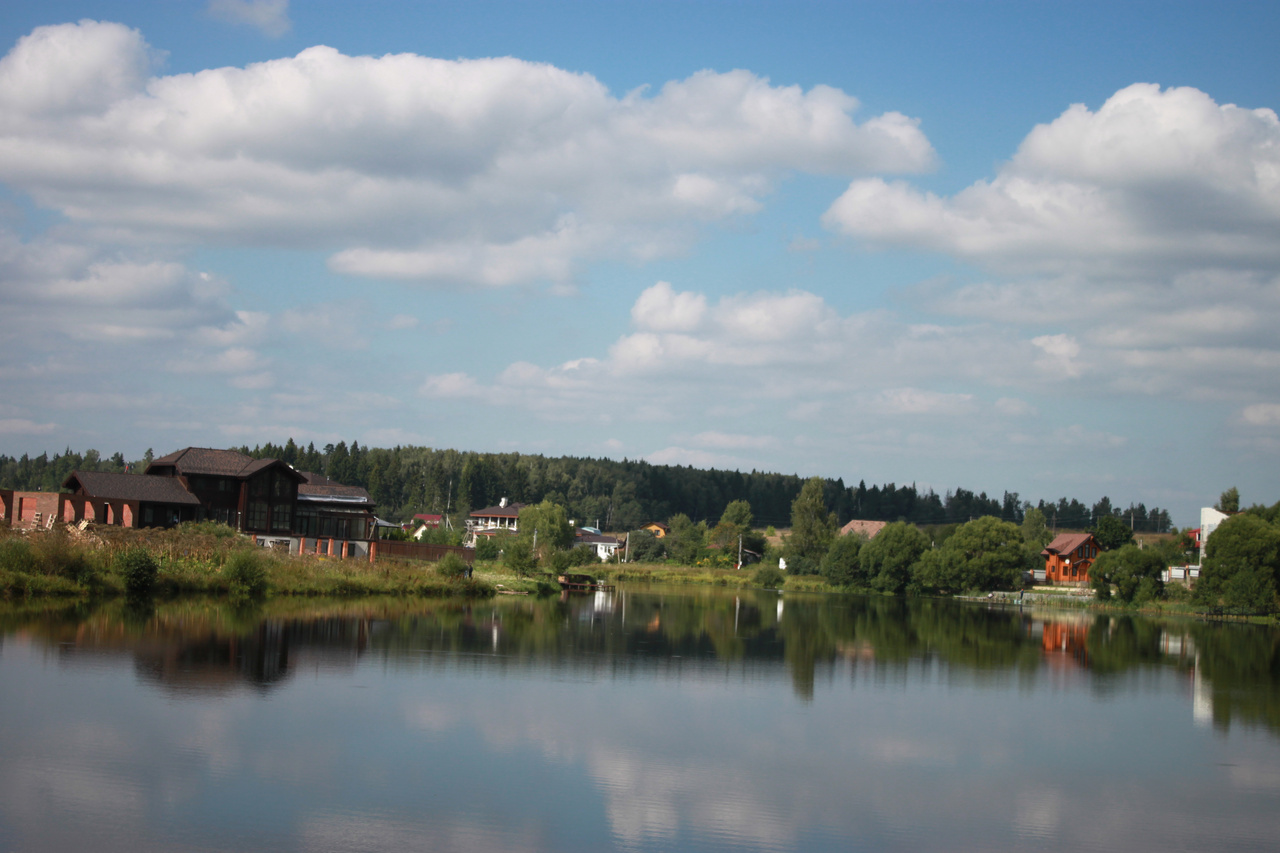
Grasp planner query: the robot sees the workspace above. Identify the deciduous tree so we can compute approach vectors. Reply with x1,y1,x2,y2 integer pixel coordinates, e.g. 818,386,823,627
1195,514,1280,611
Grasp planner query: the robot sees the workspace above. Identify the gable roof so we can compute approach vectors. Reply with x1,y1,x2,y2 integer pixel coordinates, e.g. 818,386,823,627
147,447,303,481
64,471,202,505
840,519,888,539
471,502,525,519
1041,532,1097,557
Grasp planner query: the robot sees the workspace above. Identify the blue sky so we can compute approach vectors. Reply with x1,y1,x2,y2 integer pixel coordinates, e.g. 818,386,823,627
1,1,1278,526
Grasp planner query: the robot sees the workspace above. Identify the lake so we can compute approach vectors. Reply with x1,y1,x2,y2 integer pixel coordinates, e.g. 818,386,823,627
1,588,1278,852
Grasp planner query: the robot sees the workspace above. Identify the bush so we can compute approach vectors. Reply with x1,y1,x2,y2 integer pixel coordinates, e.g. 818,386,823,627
224,550,269,598
504,545,538,578
118,548,159,597
436,552,469,578
475,536,501,560
31,531,97,584
753,564,785,588
0,538,40,574
785,555,819,576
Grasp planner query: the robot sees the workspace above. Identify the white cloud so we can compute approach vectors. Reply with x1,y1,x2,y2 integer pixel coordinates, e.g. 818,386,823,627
689,432,777,450
631,281,707,332
0,22,934,287
0,418,58,435
207,0,292,38
644,446,756,470
995,397,1037,417
420,373,484,399
870,388,976,416
1031,334,1083,379
1241,403,1280,426
824,84,1280,275
0,20,153,117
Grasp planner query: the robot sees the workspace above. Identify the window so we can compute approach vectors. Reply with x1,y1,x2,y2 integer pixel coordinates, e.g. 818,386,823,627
271,505,292,532
246,501,268,531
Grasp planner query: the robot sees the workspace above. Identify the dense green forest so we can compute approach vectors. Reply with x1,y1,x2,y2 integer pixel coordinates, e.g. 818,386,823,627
0,440,1174,533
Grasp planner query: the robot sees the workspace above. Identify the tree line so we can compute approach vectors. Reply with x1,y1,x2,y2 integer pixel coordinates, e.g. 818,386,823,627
2,439,1174,533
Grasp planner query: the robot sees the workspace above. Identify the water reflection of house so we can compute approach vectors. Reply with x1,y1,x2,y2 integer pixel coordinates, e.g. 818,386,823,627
1037,618,1092,669
37,616,372,695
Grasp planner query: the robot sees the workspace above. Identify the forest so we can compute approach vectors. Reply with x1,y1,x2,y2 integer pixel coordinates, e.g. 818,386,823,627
1,439,1176,534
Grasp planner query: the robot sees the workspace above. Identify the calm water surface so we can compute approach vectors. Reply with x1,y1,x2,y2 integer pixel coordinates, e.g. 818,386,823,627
1,588,1278,852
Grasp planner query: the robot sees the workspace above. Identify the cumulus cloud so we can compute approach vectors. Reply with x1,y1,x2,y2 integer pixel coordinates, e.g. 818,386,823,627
823,84,1280,275
0,21,934,288
207,1,292,38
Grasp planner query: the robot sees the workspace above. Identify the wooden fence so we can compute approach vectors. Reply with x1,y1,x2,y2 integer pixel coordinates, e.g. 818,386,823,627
372,540,475,564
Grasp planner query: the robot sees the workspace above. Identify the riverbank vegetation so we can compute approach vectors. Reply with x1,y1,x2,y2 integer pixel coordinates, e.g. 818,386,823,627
0,522,494,601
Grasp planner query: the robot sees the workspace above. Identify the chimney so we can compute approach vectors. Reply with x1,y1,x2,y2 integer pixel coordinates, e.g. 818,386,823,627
499,497,508,508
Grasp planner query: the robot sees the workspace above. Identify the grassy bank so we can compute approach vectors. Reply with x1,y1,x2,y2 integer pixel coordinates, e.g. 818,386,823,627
0,523,494,601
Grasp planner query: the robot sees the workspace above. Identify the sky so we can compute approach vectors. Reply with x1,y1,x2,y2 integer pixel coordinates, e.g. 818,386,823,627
0,0,1278,526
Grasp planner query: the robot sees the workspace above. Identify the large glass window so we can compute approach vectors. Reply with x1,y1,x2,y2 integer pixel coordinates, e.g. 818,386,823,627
246,501,268,531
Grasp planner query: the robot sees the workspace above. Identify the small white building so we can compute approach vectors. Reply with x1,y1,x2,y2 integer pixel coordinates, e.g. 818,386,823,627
576,527,621,561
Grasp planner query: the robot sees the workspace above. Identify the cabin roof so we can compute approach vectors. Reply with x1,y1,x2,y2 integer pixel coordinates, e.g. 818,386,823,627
1041,532,1097,556
63,470,202,505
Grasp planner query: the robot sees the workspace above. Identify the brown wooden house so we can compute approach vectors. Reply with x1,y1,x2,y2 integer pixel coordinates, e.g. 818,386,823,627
1041,532,1101,584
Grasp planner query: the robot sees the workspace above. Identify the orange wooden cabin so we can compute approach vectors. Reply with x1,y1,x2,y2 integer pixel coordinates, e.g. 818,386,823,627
1041,532,1101,584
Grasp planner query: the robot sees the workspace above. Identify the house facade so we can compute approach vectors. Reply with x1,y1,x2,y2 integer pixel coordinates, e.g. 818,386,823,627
4,447,376,556
466,498,525,545
1041,532,1101,584
575,528,621,561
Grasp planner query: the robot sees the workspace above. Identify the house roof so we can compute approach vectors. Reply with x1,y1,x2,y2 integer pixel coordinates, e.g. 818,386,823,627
840,519,888,539
577,531,621,545
644,521,670,532
63,471,202,505
414,513,443,522
147,447,303,481
1041,532,1096,557
296,471,373,505
471,502,525,518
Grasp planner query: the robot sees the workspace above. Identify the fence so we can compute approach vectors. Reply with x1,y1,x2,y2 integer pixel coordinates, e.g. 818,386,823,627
372,540,475,565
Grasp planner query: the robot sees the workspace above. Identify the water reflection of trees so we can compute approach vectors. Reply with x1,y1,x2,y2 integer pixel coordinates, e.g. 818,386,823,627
2,592,1279,734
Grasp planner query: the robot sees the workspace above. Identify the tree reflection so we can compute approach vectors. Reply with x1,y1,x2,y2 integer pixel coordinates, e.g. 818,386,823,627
2,591,1279,735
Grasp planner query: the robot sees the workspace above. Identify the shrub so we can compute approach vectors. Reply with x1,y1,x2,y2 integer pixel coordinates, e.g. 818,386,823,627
475,536,501,560
504,545,538,578
436,552,469,578
0,538,40,574
784,555,819,576
118,548,159,597
224,550,269,598
753,564,785,588
565,546,598,567
31,531,97,583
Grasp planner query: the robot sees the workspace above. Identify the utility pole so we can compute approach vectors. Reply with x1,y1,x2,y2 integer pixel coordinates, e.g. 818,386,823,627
444,478,453,530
